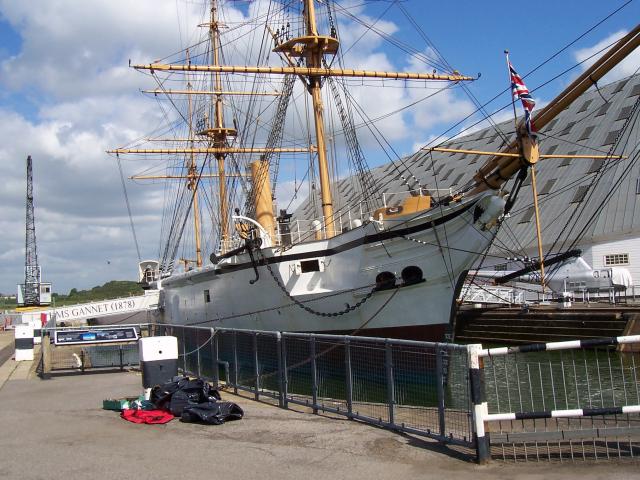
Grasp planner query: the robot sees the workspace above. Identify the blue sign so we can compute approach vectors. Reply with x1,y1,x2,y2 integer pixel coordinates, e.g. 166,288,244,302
54,327,138,345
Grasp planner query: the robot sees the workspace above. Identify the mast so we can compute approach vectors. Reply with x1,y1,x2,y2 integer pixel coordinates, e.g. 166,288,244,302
186,49,203,268
209,0,230,251
304,0,335,238
505,50,545,295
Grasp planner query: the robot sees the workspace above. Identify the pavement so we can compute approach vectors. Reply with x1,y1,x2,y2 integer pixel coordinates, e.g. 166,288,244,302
0,342,637,479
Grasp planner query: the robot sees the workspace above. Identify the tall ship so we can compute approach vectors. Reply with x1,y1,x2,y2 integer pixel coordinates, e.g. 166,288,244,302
110,1,640,340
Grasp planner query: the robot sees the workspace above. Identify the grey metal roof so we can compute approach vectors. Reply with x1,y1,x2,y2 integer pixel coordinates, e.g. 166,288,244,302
291,74,640,257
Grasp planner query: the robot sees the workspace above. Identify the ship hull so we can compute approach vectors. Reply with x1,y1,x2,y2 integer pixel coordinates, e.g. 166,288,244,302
160,193,500,342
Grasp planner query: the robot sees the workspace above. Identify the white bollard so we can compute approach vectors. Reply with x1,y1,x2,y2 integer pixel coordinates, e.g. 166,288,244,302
139,336,179,400
15,325,35,361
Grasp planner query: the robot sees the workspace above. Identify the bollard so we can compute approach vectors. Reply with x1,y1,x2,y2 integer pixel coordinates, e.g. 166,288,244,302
139,336,178,399
15,325,34,361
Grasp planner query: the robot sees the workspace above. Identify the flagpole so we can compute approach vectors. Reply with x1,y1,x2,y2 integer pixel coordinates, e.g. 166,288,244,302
504,50,520,134
504,50,547,298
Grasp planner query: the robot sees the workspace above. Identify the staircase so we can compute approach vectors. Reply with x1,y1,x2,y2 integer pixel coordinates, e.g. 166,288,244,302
454,306,634,344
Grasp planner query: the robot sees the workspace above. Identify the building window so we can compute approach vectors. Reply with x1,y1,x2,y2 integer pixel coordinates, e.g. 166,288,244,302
559,121,576,136
451,172,465,185
539,178,557,195
571,185,589,203
204,290,211,303
629,84,640,97
594,103,610,117
441,168,454,181
494,264,507,271
604,253,629,266
577,99,593,113
545,144,558,155
613,79,629,94
617,105,633,121
518,206,535,223
587,158,605,174
560,151,576,167
433,164,445,176
544,119,559,132
603,129,621,145
578,125,596,141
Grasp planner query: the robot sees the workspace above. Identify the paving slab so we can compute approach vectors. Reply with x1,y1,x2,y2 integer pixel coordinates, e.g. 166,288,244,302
0,370,636,480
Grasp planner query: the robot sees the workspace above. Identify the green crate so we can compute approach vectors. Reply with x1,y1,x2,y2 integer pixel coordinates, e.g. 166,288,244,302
102,396,143,411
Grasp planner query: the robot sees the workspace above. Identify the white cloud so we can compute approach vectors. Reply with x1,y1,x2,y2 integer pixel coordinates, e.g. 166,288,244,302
574,30,640,84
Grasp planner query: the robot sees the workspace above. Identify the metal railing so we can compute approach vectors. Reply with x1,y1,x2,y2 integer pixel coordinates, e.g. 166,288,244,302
470,336,640,462
31,321,640,463
152,324,475,449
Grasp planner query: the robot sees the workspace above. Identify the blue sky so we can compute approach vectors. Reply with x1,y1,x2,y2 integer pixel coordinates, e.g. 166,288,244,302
0,0,638,295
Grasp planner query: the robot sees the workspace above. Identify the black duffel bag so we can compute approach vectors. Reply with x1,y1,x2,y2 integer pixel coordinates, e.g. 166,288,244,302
151,376,221,415
181,401,244,425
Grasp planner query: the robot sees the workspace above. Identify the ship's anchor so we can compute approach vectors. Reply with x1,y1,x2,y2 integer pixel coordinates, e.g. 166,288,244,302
209,237,262,285
245,238,261,284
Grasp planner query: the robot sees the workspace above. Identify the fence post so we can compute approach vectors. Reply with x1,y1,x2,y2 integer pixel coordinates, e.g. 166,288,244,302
253,332,260,401
276,332,284,408
119,345,124,371
385,340,395,427
197,331,202,378
80,350,85,374
310,336,318,414
233,330,239,394
211,328,219,387
41,331,52,379
281,334,289,409
181,328,187,374
467,343,490,464
436,345,446,439
344,337,353,419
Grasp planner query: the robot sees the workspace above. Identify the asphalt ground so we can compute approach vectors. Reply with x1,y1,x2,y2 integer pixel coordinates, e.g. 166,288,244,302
0,359,638,480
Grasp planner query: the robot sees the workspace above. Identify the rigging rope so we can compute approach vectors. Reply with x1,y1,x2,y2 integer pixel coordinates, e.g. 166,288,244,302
116,155,142,263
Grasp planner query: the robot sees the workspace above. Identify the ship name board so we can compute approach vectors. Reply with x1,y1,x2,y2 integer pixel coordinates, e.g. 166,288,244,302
54,299,138,319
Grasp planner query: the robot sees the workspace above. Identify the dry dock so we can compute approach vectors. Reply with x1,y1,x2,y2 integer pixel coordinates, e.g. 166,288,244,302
0,344,636,479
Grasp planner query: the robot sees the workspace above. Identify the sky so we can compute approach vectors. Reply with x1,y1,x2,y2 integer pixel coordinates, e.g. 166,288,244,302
0,0,638,296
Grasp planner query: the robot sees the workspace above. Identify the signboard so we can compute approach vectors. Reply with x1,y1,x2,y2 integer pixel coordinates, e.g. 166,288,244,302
54,327,139,346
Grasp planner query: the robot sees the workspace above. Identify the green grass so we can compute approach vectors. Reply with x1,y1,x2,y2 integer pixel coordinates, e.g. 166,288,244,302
1,280,144,310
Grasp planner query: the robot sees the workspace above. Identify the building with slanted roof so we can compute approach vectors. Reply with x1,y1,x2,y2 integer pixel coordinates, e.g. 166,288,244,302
291,74,640,286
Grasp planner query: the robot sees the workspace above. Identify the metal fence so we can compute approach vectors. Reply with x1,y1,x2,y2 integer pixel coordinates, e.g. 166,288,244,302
152,324,475,449
472,337,640,462
31,322,640,463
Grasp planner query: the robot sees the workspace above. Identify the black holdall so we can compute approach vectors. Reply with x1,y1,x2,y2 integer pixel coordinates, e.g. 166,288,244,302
150,376,222,415
181,401,244,425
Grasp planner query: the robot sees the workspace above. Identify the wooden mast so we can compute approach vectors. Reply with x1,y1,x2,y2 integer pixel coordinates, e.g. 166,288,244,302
186,48,203,268
304,0,335,238
210,0,230,252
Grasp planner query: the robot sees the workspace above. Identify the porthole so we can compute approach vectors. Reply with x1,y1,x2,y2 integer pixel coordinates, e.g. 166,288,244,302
401,266,424,285
375,271,396,290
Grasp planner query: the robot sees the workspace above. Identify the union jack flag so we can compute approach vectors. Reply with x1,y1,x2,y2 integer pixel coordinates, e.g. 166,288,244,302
509,62,536,137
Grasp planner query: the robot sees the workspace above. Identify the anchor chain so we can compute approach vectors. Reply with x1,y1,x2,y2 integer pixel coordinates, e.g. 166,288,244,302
256,249,377,317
